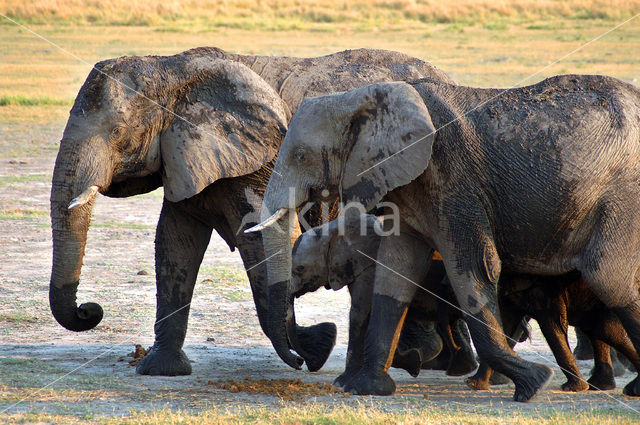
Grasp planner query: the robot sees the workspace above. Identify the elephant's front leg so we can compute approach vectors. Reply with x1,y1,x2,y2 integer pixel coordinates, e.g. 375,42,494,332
441,234,553,402
343,233,427,395
136,199,212,376
334,278,374,388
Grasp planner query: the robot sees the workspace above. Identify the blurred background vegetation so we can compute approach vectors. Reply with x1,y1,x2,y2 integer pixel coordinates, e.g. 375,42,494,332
2,0,640,30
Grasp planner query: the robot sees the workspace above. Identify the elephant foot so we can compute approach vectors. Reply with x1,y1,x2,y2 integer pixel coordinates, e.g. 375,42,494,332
135,346,192,376
334,368,360,389
466,374,490,391
391,348,422,377
561,379,589,392
587,363,615,391
489,371,510,385
343,368,396,396
512,363,553,402
296,322,337,372
398,320,443,364
623,376,640,396
446,348,478,377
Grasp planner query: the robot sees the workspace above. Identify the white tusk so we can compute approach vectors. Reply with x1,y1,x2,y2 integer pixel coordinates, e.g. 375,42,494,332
245,208,289,233
68,185,100,210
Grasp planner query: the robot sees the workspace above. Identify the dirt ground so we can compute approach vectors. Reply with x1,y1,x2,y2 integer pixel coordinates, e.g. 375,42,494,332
0,17,639,420
2,143,640,420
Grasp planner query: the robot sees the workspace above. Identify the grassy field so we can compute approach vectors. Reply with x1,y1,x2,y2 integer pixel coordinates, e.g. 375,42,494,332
1,2,640,423
2,0,640,29
3,406,640,425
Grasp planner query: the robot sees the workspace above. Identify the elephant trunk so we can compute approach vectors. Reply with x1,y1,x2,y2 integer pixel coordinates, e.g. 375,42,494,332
263,211,305,369
49,140,109,331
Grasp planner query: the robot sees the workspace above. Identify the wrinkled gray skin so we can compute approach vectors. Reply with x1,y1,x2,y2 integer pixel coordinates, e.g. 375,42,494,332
254,75,640,401
50,47,453,375
291,215,478,388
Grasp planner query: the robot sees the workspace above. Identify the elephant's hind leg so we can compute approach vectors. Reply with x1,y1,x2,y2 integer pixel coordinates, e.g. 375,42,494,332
440,218,552,402
136,199,212,376
578,203,640,396
586,338,616,391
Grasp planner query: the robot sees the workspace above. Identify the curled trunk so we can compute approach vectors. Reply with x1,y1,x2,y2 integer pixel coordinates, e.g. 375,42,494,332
49,143,106,331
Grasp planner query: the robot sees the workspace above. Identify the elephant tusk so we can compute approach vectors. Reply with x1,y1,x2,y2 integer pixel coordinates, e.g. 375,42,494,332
68,185,100,210
245,208,288,233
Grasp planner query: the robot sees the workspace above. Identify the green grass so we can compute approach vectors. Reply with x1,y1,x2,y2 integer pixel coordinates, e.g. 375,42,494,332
199,266,248,288
90,221,154,230
0,313,38,324
0,94,71,106
0,208,47,219
0,174,49,187
0,357,125,392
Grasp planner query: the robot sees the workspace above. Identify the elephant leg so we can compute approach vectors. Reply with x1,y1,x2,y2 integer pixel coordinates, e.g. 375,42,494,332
611,301,640,396
441,231,553,402
536,314,588,392
574,328,594,360
446,318,478,376
611,348,630,377
136,199,212,376
578,205,640,396
343,232,426,396
466,307,523,390
586,337,616,391
582,311,640,388
334,279,373,388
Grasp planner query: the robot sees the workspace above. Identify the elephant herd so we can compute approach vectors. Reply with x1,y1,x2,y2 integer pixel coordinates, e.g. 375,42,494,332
49,47,640,402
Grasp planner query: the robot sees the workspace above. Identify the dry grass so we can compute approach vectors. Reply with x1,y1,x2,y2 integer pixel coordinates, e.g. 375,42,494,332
4,404,640,424
0,4,639,423
1,0,640,30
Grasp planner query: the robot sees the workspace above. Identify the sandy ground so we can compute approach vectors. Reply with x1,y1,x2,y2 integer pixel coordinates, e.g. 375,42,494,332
2,152,640,417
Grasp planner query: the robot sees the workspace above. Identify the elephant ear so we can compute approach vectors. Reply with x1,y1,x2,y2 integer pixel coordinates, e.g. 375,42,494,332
161,59,290,202
338,82,435,212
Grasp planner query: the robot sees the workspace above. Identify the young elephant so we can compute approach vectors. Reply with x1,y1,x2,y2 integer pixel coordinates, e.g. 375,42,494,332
467,273,640,392
291,215,478,387
250,74,640,400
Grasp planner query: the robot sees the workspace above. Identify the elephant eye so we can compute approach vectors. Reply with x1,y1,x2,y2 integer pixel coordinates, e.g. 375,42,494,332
110,126,125,142
294,147,306,162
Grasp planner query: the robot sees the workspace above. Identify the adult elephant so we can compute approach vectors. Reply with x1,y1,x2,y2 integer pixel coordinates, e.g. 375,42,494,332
49,47,453,375
248,75,640,401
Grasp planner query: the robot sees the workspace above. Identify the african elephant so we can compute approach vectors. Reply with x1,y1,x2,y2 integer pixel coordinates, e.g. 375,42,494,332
290,214,478,386
248,74,640,401
50,47,453,375
574,327,633,376
466,273,640,392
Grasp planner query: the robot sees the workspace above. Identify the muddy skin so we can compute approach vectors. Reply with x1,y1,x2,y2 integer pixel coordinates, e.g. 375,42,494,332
258,74,640,401
291,216,477,388
51,47,454,376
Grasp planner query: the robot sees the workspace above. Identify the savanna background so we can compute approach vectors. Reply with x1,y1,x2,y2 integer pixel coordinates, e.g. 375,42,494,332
1,1,640,423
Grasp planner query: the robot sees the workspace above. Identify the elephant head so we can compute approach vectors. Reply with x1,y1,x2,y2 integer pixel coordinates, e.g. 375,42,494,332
248,82,436,368
50,53,289,332
291,214,382,297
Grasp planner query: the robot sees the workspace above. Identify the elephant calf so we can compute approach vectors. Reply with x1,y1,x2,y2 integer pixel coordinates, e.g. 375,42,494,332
467,273,640,392
251,73,640,400
291,215,478,388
